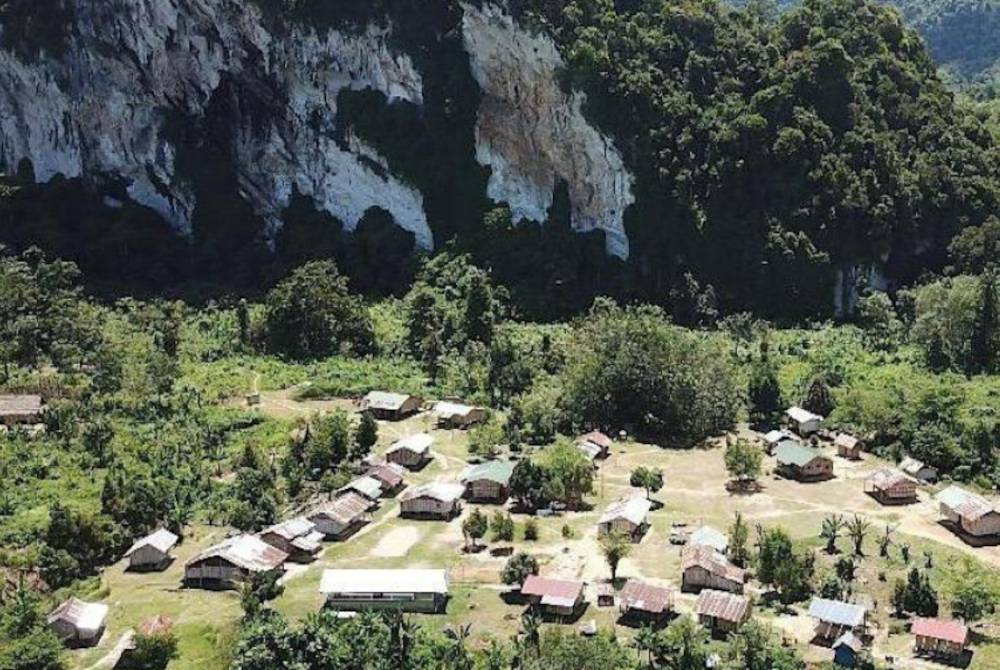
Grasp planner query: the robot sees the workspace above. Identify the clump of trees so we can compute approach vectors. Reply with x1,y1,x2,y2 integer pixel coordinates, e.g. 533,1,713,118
508,440,594,511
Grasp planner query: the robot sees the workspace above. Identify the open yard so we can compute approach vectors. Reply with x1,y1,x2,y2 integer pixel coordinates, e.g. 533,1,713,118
65,401,1000,670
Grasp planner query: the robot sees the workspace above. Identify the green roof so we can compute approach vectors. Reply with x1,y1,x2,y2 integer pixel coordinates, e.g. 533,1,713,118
776,442,825,468
461,460,515,485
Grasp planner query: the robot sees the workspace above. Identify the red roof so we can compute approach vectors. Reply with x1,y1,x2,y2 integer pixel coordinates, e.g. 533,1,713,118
682,545,746,584
913,618,969,646
620,579,673,614
366,463,405,489
695,589,750,623
521,575,583,603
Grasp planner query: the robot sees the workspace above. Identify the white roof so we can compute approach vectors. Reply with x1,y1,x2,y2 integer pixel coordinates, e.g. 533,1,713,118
689,526,729,553
261,517,317,541
600,497,651,526
763,429,793,444
188,534,288,572
576,441,602,460
363,391,414,410
388,433,434,455
900,456,935,475
401,482,465,503
320,569,448,595
124,528,179,557
937,485,995,519
47,598,108,636
434,401,479,418
341,476,383,499
786,406,823,424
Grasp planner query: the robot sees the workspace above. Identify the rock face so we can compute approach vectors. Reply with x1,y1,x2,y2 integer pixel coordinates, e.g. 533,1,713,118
0,1,635,258
461,3,635,259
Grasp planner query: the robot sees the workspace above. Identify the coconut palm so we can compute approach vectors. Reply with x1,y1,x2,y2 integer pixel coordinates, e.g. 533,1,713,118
820,514,846,554
847,515,872,557
632,625,661,669
878,524,896,557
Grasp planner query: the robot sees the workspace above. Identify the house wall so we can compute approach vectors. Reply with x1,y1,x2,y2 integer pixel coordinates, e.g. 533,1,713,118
598,518,639,539
128,545,168,569
400,497,459,519
963,512,1000,537
466,479,506,502
915,635,964,655
682,567,742,593
184,558,277,588
325,591,444,613
387,449,428,469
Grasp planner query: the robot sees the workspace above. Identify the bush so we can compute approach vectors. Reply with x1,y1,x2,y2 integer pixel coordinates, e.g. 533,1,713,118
501,552,539,585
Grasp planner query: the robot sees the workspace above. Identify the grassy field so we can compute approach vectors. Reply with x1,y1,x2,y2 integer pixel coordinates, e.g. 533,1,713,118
63,403,1000,670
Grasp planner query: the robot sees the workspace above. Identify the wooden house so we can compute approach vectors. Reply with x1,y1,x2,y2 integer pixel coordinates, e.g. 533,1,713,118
0,394,43,426
598,497,652,542
808,598,868,644
360,391,422,421
338,476,383,506
434,401,487,429
399,483,465,520
520,575,585,618
913,617,969,659
460,460,515,503
365,462,406,496
835,434,863,460
695,590,750,636
937,485,1000,538
576,431,612,461
386,433,434,470
123,528,178,571
785,406,823,436
864,469,917,505
618,579,674,623
47,598,108,647
258,517,325,562
762,429,795,455
681,545,745,594
775,441,833,482
320,569,448,614
184,534,287,589
308,493,371,540
900,456,938,483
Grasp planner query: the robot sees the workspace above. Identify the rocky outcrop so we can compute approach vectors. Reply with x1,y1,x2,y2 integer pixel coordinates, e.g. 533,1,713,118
461,2,635,259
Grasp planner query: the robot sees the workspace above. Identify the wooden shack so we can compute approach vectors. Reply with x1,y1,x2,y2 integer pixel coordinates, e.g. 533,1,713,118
775,441,833,482
460,460,515,503
184,534,287,589
320,569,449,614
338,476,383,506
258,517,325,562
360,391,422,421
912,617,969,659
47,598,108,647
808,598,868,644
308,493,371,540
681,545,745,594
520,575,585,618
695,590,750,636
399,483,465,520
785,406,823,436
576,431,612,461
762,429,794,455
833,632,863,668
937,485,1000,538
618,579,674,623
598,497,652,542
835,434,863,460
434,401,487,429
365,462,406,496
864,469,917,505
0,394,43,426
123,528,178,571
900,456,938,483
386,433,434,470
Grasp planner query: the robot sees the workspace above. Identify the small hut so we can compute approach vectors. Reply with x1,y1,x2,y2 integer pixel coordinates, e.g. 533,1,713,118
47,598,108,647
308,493,372,540
808,598,868,644
365,462,406,496
775,442,833,482
618,579,674,623
762,429,795,455
785,406,823,436
434,401,487,429
399,483,465,520
695,590,750,636
937,485,1000,538
360,392,422,421
681,545,745,594
520,575,585,618
386,433,434,470
338,476,383,506
123,528,179,571
864,469,917,505
598,497,652,542
835,434,863,460
833,632,864,668
460,460,516,503
912,617,969,659
900,457,938,483
0,394,43,426
576,431,612,461
258,517,325,562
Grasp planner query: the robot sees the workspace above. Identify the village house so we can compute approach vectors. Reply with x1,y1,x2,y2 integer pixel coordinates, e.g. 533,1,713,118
835,434,863,460
360,391,422,421
808,598,868,644
695,589,750,636
864,469,917,505
689,526,729,554
912,617,970,660
598,497,652,542
386,433,435,470
308,492,372,540
900,456,938,483
576,431,613,461
460,460,516,503
365,462,406,496
399,482,465,520
115,616,173,669
320,569,449,614
47,598,108,647
681,545,745,594
520,575,586,618
762,429,795,455
184,534,288,589
937,485,1000,538
618,578,674,623
832,632,864,668
338,476,383,506
123,528,179,571
434,401,487,429
775,441,834,482
258,517,325,562
0,394,44,426
785,406,823,436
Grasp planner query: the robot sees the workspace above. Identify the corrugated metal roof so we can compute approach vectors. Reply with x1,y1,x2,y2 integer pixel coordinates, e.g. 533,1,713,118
387,433,434,455
600,497,651,526
900,457,935,477
695,589,749,623
866,468,914,491
937,485,995,520
362,391,414,411
689,526,728,553
340,476,383,500
776,441,827,468
400,482,464,503
0,394,43,417
320,569,448,595
188,534,288,572
124,528,179,557
835,434,860,450
576,441,602,460
261,517,317,542
834,631,863,652
763,429,794,444
434,401,480,419
620,579,673,614
366,463,406,489
808,598,867,627
912,618,969,645
47,598,108,633
461,460,515,485
521,575,583,607
682,545,745,583
786,406,822,424
579,431,612,449
310,493,370,525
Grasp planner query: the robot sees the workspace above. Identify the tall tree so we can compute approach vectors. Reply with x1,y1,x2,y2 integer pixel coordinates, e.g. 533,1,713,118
970,272,998,375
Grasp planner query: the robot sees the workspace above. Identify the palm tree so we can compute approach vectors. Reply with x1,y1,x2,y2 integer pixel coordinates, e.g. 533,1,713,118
443,624,473,670
519,610,541,654
632,625,661,669
820,514,846,554
847,515,871,557
878,524,896,557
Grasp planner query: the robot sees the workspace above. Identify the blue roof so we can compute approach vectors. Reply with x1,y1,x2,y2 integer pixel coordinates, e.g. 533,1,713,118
809,598,866,627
